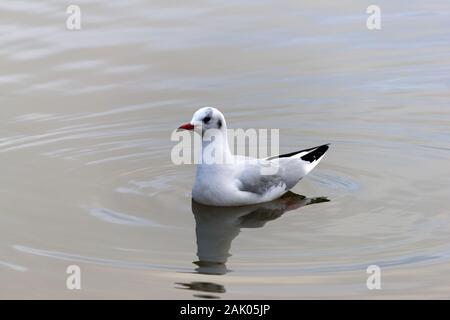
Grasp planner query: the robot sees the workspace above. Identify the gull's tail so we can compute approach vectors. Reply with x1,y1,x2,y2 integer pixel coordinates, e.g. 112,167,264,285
268,144,330,162
267,144,330,177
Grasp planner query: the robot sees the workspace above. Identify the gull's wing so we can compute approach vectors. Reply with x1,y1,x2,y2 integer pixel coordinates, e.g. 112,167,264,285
235,144,330,197
235,160,287,196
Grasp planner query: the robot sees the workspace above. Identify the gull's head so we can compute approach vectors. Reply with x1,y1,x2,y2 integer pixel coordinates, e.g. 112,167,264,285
178,107,226,133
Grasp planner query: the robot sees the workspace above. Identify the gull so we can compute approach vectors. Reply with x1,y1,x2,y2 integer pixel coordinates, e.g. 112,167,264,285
178,107,329,206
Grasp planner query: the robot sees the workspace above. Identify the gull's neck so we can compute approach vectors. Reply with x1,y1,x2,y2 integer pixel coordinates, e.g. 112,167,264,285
199,126,232,166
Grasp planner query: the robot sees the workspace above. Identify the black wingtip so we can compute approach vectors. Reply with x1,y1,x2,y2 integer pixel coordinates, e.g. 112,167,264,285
268,143,331,161
300,144,329,163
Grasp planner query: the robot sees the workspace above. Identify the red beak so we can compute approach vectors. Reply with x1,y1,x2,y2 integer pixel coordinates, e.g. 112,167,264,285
177,122,195,131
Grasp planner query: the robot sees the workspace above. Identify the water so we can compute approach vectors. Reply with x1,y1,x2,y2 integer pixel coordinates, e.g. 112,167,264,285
0,0,449,299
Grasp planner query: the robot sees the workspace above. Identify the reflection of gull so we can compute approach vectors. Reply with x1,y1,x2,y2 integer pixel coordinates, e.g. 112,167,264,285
191,191,329,275
175,281,225,299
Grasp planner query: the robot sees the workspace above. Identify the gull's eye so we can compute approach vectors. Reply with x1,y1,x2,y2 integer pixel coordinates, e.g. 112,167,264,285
203,116,211,123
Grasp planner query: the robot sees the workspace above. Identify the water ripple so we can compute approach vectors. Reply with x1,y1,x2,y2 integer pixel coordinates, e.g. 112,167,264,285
0,260,28,272
14,245,190,272
88,207,165,227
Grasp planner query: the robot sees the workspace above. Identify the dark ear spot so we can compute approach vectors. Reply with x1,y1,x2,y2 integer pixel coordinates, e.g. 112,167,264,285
217,119,222,129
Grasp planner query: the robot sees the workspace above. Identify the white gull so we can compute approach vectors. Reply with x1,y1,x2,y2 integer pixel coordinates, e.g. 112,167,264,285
178,107,329,206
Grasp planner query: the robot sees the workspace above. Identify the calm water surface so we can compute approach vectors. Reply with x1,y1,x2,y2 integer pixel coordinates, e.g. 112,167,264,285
0,0,449,298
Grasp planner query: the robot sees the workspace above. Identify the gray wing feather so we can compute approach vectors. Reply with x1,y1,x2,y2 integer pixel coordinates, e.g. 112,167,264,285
236,161,287,195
